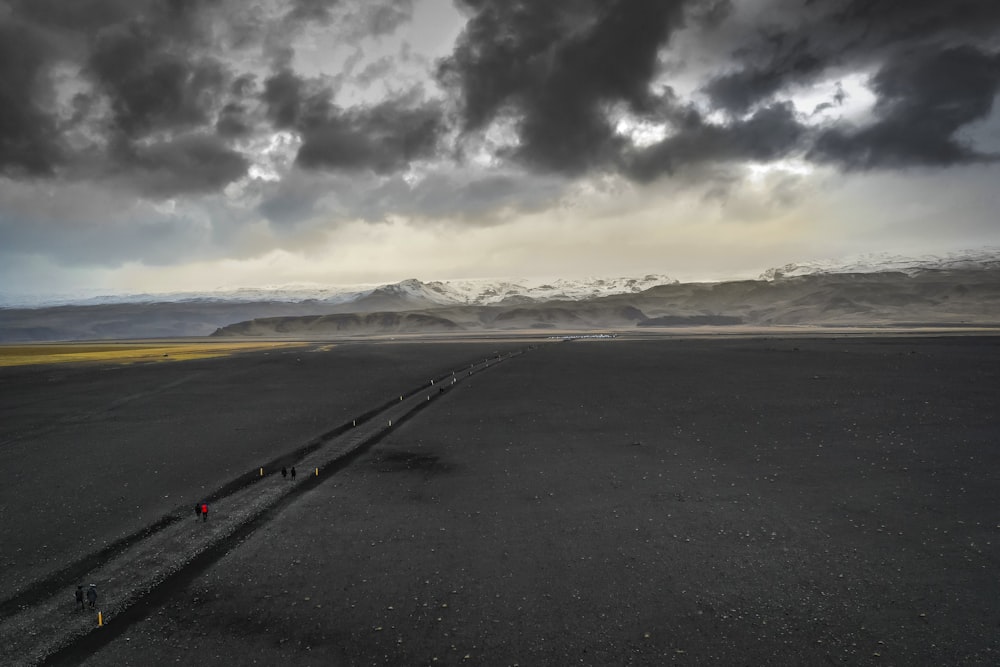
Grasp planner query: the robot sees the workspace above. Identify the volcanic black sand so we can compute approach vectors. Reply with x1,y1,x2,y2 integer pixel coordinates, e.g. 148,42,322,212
0,341,522,603
3,336,999,665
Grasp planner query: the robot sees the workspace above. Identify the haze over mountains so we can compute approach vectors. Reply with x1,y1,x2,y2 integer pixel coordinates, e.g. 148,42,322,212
3,251,999,342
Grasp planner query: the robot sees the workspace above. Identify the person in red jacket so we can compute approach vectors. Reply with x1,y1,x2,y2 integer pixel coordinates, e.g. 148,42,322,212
201,503,208,522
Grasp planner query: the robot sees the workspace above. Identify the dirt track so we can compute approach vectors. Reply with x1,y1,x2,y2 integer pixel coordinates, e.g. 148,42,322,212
29,335,997,666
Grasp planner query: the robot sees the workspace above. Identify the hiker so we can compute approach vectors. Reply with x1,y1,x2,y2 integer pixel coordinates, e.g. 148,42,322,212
194,503,202,520
282,466,288,479
86,584,97,609
201,503,209,522
75,585,85,610
290,466,296,480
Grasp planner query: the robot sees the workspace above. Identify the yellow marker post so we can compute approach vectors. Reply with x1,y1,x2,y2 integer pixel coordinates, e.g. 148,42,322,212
315,467,319,476
388,419,392,427
259,467,264,477
98,611,103,627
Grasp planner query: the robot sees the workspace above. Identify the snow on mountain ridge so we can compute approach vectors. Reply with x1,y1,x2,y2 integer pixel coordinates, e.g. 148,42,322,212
356,275,678,307
427,275,676,305
760,248,1000,280
0,275,676,308
6,248,999,308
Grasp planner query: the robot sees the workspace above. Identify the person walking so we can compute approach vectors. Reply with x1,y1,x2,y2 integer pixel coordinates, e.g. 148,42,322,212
86,584,97,609
290,466,296,480
282,466,288,479
75,585,85,610
194,503,202,520
201,503,209,522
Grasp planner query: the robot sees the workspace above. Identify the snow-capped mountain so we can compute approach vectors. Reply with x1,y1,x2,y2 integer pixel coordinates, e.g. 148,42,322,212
5,250,1000,342
419,275,676,305
6,248,999,310
0,275,676,309
760,248,1000,280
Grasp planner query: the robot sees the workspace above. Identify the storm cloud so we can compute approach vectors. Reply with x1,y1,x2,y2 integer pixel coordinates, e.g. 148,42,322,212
0,18,63,176
812,45,1000,168
439,0,691,173
1,0,999,295
3,0,998,188
437,0,1000,175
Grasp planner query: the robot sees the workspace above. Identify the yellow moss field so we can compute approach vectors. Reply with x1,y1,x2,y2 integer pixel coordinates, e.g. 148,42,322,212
0,342,311,367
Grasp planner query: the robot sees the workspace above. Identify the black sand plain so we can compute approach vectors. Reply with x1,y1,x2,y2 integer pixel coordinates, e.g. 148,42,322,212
3,335,1000,665
0,341,523,602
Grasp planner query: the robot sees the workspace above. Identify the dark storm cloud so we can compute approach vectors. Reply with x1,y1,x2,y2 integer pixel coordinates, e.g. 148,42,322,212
215,103,252,138
263,69,307,130
113,134,250,197
703,52,822,114
9,0,215,33
437,0,1000,179
296,100,443,173
286,0,342,24
285,0,413,39
2,0,999,209
811,46,1000,169
0,0,248,194
88,22,229,137
439,0,691,174
698,0,1000,113
627,103,805,181
691,0,1000,167
262,69,443,173
0,18,63,176
830,0,1000,49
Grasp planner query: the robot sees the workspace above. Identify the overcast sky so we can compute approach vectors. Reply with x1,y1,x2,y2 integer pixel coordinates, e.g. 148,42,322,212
1,0,999,300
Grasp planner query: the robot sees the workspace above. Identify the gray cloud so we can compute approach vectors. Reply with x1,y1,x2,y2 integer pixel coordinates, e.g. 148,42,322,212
215,102,252,138
0,18,63,176
87,22,229,137
627,102,806,181
3,0,997,194
112,133,250,197
296,99,443,173
696,0,1000,109
262,68,444,173
263,69,308,130
439,0,692,174
437,0,1000,177
830,0,1000,50
812,46,1000,169
285,0,414,39
703,52,822,114
2,0,1000,279
257,163,568,228
1,0,247,194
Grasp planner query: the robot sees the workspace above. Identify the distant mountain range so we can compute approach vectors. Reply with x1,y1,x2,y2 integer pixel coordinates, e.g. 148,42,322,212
0,274,675,309
2,250,999,342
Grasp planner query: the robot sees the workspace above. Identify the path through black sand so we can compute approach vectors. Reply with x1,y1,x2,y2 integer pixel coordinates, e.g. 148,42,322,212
0,342,522,609
72,336,999,666
1,347,519,665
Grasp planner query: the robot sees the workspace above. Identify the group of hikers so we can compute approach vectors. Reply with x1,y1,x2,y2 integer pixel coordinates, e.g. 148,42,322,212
74,584,97,610
76,466,302,611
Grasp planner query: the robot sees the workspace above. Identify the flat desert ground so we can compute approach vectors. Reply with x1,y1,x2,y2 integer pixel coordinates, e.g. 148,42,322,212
2,335,999,665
